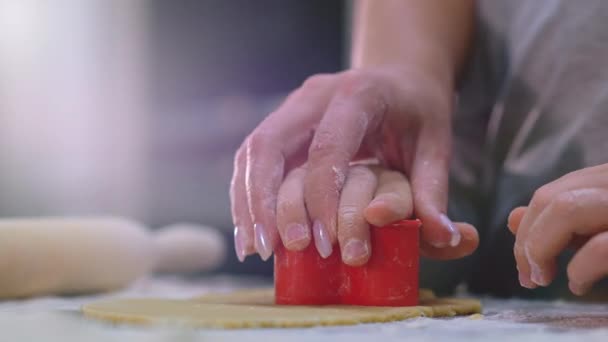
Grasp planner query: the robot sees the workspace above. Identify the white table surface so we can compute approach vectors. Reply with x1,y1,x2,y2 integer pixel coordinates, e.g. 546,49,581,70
1,276,607,342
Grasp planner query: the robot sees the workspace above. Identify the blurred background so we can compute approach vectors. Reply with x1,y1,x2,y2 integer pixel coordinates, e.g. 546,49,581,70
0,0,349,275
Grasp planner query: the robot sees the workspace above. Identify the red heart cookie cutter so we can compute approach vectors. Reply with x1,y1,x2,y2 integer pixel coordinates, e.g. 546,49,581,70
274,219,420,306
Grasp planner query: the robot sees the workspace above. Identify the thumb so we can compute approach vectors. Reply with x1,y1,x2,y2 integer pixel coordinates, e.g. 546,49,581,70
507,206,527,234
410,124,462,248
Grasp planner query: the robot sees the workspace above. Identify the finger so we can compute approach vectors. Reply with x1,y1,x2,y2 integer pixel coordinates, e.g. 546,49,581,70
276,167,311,251
510,204,550,288
420,222,479,260
508,208,590,250
230,147,256,262
515,168,608,235
567,231,608,296
244,137,285,261
364,168,413,227
515,177,581,288
524,188,608,287
242,75,339,261
514,234,537,289
258,74,339,149
411,122,461,248
338,166,377,266
507,206,527,234
515,172,608,288
305,71,387,258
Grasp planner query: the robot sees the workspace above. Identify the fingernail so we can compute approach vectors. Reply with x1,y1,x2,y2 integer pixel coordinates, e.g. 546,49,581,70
430,240,448,248
440,214,461,247
234,226,247,262
528,262,548,286
284,223,309,249
313,220,333,258
519,272,536,289
569,280,590,296
342,239,369,264
253,223,272,261
525,246,548,286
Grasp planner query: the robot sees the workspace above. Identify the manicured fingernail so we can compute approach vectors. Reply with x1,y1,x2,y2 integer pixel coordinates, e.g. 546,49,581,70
342,239,369,264
519,272,536,289
233,226,247,262
253,223,272,261
440,214,461,247
284,223,310,249
569,280,590,296
313,220,333,258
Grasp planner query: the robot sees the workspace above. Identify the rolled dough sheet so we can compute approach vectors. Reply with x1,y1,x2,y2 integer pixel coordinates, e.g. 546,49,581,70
82,288,481,329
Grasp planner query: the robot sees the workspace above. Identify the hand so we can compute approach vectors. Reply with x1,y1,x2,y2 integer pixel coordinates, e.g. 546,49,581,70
508,164,608,295
230,67,479,262
276,164,478,265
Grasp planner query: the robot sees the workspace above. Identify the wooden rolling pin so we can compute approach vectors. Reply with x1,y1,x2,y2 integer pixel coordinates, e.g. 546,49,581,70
0,217,226,299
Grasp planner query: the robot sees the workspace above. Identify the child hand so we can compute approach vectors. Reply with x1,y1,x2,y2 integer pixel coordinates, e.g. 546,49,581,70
508,164,608,295
273,164,478,266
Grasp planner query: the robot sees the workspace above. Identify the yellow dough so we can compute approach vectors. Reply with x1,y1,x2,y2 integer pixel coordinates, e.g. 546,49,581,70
82,288,481,329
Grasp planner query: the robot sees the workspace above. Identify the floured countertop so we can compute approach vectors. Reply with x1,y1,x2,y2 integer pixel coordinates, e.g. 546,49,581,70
0,276,607,341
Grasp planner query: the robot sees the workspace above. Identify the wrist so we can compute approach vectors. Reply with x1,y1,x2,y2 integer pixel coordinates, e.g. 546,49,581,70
388,62,456,113
354,54,455,97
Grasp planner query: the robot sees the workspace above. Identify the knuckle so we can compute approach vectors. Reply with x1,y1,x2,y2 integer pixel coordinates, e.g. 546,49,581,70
233,145,247,171
301,73,332,92
347,165,375,182
523,241,542,264
246,132,271,154
551,191,579,215
530,186,553,210
229,178,238,202
276,199,297,219
513,241,526,261
340,69,373,91
339,204,358,218
308,130,344,160
234,144,246,161
230,149,246,196
338,70,384,106
338,205,361,233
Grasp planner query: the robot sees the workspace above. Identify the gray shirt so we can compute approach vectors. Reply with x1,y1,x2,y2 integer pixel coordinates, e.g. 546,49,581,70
430,0,608,297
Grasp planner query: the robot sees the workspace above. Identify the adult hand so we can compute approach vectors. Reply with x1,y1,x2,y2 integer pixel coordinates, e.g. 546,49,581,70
230,67,478,262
